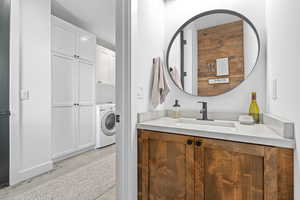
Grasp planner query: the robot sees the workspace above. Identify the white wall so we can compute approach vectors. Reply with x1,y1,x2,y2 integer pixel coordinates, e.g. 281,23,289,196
164,0,266,113
130,0,165,198
266,0,300,198
244,22,259,77
132,0,165,113
168,34,181,77
10,0,52,185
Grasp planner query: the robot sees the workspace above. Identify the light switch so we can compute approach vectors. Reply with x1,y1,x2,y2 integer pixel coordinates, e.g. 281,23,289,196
137,86,144,100
216,58,229,76
21,89,30,101
272,79,278,100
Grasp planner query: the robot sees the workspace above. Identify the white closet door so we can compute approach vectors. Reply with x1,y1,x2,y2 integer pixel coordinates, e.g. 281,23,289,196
96,49,110,83
52,54,76,107
52,107,76,158
52,22,76,58
51,16,96,161
77,31,96,62
96,47,115,85
78,60,94,106
77,60,95,149
108,54,116,85
78,106,95,149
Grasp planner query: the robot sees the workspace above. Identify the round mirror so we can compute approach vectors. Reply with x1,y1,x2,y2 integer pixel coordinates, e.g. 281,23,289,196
166,10,260,96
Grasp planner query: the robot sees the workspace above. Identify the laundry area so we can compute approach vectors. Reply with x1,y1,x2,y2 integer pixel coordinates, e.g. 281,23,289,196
0,0,117,199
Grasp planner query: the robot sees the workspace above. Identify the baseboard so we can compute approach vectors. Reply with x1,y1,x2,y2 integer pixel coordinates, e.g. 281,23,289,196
53,145,95,163
14,161,53,185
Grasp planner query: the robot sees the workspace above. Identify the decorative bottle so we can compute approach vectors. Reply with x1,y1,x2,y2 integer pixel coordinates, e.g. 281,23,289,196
249,92,260,123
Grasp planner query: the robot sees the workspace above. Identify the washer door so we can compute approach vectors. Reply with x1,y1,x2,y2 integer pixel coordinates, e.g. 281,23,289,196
101,111,116,136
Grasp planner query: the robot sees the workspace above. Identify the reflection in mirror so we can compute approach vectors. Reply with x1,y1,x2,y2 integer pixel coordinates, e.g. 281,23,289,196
167,11,260,96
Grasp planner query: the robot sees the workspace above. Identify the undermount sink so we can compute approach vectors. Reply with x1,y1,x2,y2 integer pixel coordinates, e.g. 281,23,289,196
176,118,236,128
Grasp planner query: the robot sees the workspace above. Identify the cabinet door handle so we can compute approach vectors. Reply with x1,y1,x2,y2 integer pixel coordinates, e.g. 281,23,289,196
187,139,193,145
195,141,202,147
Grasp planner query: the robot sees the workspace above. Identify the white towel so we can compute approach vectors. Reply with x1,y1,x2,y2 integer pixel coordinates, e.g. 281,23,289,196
170,67,183,89
151,58,170,108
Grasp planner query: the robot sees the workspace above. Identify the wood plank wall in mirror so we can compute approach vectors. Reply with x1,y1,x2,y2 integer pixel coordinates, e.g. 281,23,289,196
198,20,244,96
166,10,260,97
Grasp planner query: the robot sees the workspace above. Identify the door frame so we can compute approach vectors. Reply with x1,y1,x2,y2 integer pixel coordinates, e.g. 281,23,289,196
116,0,134,199
9,0,21,185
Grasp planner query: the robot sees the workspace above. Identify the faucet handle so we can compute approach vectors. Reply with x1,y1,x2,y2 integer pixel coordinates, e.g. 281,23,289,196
197,101,207,105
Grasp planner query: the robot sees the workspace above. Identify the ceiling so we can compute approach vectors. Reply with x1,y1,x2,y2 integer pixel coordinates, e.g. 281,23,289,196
185,13,241,30
52,0,116,50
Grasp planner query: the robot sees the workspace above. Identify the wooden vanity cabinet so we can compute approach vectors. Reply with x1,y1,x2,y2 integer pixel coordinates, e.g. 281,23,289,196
138,130,294,200
138,130,195,200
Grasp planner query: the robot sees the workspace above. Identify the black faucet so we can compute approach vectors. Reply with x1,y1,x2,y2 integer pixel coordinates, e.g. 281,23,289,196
197,101,208,120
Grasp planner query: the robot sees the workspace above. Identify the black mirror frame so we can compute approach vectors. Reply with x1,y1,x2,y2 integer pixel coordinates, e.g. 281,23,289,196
166,9,261,97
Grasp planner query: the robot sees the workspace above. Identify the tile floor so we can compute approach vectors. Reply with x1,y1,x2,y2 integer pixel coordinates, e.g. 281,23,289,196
0,145,116,200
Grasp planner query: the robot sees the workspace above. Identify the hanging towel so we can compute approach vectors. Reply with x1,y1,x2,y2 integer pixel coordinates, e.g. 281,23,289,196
151,58,170,108
159,59,170,104
170,67,183,89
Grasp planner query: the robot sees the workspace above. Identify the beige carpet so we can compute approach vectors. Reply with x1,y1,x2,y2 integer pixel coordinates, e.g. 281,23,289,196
95,186,116,200
11,153,116,200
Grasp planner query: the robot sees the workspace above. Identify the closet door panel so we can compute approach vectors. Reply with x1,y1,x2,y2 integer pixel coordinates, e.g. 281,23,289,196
52,54,76,106
78,61,94,106
52,107,76,158
111,55,116,85
106,53,115,85
78,106,95,149
77,31,96,62
52,23,76,57
96,49,110,84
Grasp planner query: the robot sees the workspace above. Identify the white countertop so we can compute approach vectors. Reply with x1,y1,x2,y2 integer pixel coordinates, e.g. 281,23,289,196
137,117,296,149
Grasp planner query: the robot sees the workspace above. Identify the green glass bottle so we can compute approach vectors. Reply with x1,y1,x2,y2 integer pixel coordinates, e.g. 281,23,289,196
249,92,260,123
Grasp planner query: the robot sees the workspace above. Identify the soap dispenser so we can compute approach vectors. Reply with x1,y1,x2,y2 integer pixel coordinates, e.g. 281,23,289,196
172,100,181,119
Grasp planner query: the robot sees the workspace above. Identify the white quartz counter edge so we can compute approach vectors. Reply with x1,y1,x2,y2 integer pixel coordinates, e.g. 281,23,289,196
137,120,296,149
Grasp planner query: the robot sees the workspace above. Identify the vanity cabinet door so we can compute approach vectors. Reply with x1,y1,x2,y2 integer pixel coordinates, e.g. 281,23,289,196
195,138,264,200
138,130,195,200
195,138,294,200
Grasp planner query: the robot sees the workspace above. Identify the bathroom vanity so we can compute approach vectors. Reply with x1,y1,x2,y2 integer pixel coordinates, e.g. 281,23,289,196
137,8,295,200
137,114,295,200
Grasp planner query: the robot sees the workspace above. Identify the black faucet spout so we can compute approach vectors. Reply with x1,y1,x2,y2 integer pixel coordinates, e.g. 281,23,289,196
197,101,208,121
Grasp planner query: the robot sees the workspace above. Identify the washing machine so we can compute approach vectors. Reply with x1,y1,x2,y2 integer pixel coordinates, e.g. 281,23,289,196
96,104,116,148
